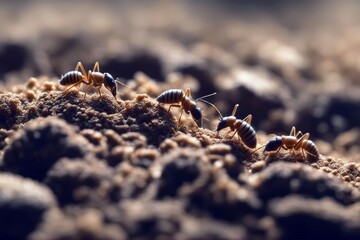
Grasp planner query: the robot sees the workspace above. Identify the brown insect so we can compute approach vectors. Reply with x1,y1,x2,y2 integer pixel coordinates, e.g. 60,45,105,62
60,62,117,100
263,126,320,159
156,88,216,127
215,104,257,149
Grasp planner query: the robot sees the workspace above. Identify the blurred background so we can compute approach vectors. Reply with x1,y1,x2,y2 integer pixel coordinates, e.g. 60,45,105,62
0,0,360,156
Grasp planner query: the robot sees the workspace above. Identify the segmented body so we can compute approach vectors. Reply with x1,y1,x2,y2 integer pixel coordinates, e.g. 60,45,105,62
216,104,257,149
233,119,257,148
60,62,117,99
217,117,257,148
156,89,184,104
264,133,320,159
60,71,84,86
264,136,283,152
300,139,319,158
156,89,203,127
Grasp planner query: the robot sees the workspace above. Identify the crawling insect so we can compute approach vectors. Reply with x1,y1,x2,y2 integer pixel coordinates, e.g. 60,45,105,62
215,104,257,149
156,88,216,127
263,126,320,159
60,62,117,100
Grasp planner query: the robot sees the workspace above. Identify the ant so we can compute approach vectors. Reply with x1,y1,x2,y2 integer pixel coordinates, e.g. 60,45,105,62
215,104,257,149
60,62,117,100
156,88,216,127
260,126,319,159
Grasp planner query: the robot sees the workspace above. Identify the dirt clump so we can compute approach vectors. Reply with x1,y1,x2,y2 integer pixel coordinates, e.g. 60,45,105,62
269,196,360,239
0,173,56,239
247,162,360,205
1,1,360,239
2,117,90,180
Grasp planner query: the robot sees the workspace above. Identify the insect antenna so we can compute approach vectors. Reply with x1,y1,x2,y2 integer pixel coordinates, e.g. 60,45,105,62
115,78,130,89
201,111,211,122
115,78,131,96
252,144,266,154
195,92,217,101
195,93,223,119
306,151,318,157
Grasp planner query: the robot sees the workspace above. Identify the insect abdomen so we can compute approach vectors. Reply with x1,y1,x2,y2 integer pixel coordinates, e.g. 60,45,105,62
303,140,320,158
264,136,282,152
156,89,184,104
237,120,257,148
60,71,83,86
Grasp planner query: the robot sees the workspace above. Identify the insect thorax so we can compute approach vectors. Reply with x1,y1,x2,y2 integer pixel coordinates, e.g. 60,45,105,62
282,136,297,148
91,72,104,86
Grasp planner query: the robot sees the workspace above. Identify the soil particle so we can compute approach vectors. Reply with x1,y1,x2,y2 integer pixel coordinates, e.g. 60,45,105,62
182,169,262,221
113,163,152,199
248,162,360,205
205,143,232,155
45,158,113,206
251,160,267,173
269,196,360,239
2,117,90,180
315,156,360,184
157,148,208,198
1,79,177,147
28,91,125,131
115,200,183,238
30,207,126,240
0,93,24,129
121,94,177,146
172,132,202,148
0,173,56,239
0,128,12,150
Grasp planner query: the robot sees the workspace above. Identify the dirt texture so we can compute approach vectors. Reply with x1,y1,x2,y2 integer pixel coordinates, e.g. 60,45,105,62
0,1,360,239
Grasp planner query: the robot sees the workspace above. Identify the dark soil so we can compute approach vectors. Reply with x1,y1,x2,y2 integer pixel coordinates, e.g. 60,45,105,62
0,1,360,239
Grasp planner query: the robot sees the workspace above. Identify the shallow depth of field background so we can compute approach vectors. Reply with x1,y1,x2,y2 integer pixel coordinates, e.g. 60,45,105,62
0,2,360,239
1,0,360,155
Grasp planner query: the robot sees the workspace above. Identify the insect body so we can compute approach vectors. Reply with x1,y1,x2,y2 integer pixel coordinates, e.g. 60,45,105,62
264,126,319,159
60,71,83,86
60,62,117,100
156,88,215,128
216,104,257,148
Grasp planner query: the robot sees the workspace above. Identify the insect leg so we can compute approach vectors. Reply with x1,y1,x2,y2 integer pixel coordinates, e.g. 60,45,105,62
274,145,282,155
83,84,94,99
83,70,93,85
230,130,237,139
252,144,265,154
295,131,303,137
75,62,87,77
93,62,100,72
294,133,310,150
243,114,253,124
178,110,184,124
231,104,239,117
168,104,182,112
63,82,81,93
219,130,233,142
301,148,306,159
223,129,236,139
97,86,102,97
290,126,296,136
282,145,289,150
305,151,318,158
167,104,183,123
